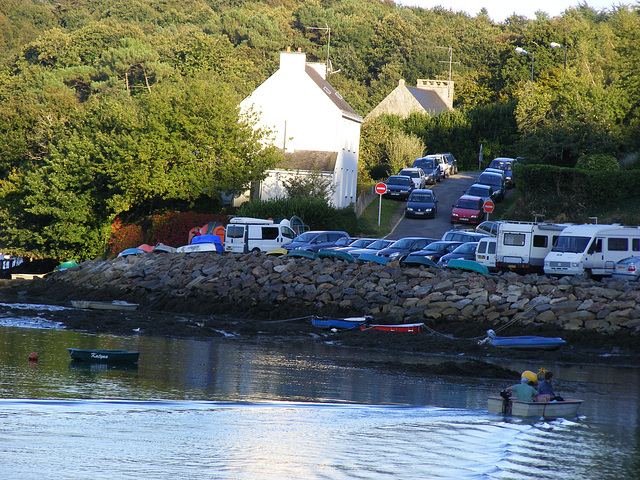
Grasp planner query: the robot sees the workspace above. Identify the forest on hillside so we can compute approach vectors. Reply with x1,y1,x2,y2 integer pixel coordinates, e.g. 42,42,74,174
0,0,639,260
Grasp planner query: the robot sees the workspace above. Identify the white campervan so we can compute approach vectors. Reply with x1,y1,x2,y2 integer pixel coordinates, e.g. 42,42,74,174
544,224,640,276
495,221,569,272
475,237,497,271
224,217,296,253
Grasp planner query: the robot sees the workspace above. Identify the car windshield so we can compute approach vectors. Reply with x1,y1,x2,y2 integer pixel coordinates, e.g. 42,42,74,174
454,242,478,254
416,160,434,170
366,240,392,250
455,199,480,209
350,239,373,248
423,242,449,253
387,177,411,186
389,238,415,249
334,237,351,247
401,171,420,178
479,174,501,185
292,232,317,242
552,236,591,253
409,194,433,202
467,187,488,196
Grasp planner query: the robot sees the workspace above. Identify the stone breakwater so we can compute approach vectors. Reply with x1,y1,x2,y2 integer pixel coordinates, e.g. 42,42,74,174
34,253,640,335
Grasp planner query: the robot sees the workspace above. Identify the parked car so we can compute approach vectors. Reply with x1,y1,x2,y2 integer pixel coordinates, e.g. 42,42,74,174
465,183,497,203
476,171,505,201
334,238,376,253
412,157,441,184
405,189,438,219
441,153,459,175
349,239,395,259
421,154,448,178
475,220,500,237
321,236,358,251
488,157,517,188
437,242,479,267
285,231,350,252
377,237,438,262
611,256,640,281
451,195,485,225
383,175,414,200
407,241,463,263
441,229,489,242
398,168,426,190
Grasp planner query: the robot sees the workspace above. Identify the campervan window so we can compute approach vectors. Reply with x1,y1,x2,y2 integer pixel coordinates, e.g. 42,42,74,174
226,225,244,239
634,239,640,251
504,233,525,246
533,235,548,248
608,238,628,251
262,227,279,240
552,236,590,253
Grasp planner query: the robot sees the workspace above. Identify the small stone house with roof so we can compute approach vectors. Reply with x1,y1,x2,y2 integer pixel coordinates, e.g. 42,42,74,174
365,79,454,121
239,49,363,209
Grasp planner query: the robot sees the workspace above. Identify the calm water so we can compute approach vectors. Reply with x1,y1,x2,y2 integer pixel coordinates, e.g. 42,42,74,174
1,303,639,479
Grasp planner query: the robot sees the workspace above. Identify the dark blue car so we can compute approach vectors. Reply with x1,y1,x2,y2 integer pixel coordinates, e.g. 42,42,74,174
285,231,350,252
437,242,480,267
377,237,438,262
383,175,414,200
405,189,438,219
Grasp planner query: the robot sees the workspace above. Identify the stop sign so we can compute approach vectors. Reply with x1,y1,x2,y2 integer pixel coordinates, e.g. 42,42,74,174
483,199,495,213
375,182,387,195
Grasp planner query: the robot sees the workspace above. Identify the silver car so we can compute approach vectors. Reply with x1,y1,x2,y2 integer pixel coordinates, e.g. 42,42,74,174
611,256,640,281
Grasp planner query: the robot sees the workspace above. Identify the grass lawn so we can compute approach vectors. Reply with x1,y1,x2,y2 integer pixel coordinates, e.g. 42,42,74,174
356,196,404,237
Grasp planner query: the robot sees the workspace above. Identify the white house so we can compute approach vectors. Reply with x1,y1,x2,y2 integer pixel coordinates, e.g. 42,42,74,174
239,49,363,209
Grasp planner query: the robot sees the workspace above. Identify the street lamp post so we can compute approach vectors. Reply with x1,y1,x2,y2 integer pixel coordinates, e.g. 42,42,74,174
550,42,567,69
515,47,534,83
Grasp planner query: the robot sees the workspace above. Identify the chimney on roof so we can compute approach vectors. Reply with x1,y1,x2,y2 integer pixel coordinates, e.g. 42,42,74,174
286,46,291,52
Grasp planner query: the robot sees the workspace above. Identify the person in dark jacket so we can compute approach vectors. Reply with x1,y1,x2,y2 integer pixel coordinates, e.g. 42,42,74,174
536,371,557,402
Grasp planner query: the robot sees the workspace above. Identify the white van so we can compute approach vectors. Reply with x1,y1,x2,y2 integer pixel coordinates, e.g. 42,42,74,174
495,221,569,272
544,224,640,276
475,237,497,271
224,217,297,253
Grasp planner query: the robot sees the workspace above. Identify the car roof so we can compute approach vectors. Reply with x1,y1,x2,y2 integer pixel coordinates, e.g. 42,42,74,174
457,194,483,201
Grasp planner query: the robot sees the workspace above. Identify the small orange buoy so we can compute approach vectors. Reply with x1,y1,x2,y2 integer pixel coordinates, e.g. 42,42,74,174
28,352,39,361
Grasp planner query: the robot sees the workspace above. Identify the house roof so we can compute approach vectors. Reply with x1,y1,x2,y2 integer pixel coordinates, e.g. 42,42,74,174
305,65,363,123
279,150,338,172
365,79,452,121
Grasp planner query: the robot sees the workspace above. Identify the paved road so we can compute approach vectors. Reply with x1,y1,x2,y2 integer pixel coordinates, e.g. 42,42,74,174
386,171,481,241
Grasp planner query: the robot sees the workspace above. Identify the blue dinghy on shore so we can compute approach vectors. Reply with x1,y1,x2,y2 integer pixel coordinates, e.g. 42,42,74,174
480,329,566,351
311,315,372,330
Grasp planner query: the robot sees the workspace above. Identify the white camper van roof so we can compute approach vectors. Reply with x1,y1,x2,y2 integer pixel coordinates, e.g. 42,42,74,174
229,217,274,225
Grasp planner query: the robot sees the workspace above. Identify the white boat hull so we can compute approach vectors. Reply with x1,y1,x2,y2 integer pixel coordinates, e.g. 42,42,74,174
488,396,583,418
71,300,138,311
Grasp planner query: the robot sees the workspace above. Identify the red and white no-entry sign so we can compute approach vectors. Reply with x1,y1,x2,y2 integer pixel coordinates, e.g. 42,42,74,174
483,199,495,213
375,182,388,195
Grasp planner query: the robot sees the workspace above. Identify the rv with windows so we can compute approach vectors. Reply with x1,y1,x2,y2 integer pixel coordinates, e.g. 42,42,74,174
224,217,296,253
544,224,640,276
494,221,570,272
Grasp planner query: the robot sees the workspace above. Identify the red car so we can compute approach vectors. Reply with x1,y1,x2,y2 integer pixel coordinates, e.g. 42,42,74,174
450,195,484,225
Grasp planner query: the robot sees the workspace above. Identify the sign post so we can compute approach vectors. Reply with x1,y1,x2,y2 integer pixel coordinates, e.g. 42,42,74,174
374,182,387,226
483,199,495,221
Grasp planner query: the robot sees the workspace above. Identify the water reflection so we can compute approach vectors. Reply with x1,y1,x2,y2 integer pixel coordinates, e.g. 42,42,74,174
1,315,639,479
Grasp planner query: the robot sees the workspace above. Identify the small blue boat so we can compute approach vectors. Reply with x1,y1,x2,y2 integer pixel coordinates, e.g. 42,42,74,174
311,315,372,330
482,329,566,351
357,253,388,264
446,258,489,275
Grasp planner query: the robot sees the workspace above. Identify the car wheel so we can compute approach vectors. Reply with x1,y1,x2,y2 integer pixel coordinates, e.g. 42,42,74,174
251,247,261,254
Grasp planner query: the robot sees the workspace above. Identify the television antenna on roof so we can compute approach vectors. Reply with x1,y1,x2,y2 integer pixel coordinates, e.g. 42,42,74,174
305,23,332,76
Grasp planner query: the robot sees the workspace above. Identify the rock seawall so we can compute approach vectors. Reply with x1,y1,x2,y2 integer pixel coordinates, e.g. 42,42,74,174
22,253,640,336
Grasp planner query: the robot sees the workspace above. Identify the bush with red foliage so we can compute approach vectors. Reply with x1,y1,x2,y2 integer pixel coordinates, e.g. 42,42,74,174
107,212,230,256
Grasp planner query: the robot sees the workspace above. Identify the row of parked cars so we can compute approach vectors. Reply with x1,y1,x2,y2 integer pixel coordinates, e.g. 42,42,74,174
450,157,518,226
382,153,458,219
282,220,640,282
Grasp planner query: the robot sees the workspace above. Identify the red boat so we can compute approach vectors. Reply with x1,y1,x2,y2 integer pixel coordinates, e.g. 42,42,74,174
360,322,424,333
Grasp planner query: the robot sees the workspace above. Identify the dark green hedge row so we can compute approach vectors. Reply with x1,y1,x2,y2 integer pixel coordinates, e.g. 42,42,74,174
514,164,640,207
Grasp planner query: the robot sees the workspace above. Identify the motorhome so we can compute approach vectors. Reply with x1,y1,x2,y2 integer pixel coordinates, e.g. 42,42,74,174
224,217,297,253
495,221,570,272
544,224,640,276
